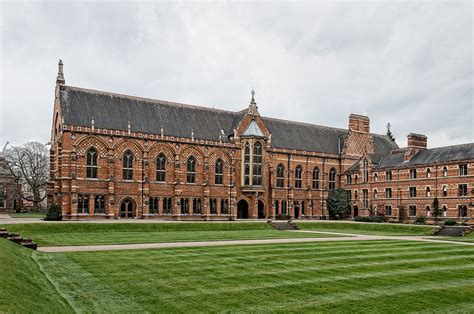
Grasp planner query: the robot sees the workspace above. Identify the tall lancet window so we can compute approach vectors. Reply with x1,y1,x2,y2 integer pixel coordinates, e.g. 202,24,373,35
252,141,263,185
122,150,134,180
86,147,98,178
244,142,251,185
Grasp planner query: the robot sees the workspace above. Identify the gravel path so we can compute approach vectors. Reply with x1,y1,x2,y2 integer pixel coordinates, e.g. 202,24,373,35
37,232,474,253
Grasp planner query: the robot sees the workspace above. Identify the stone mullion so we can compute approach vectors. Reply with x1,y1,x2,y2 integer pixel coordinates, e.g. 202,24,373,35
173,153,181,219
69,150,78,218
142,152,150,217
203,156,210,218
107,148,115,218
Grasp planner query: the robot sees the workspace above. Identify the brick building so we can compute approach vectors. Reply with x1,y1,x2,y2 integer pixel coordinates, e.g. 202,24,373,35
0,157,21,213
48,61,473,222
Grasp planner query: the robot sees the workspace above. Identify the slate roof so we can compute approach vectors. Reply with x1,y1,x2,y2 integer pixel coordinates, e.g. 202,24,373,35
59,85,398,155
346,143,474,173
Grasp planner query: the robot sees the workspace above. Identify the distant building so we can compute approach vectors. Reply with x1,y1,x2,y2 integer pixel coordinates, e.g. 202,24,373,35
0,157,21,213
48,60,473,222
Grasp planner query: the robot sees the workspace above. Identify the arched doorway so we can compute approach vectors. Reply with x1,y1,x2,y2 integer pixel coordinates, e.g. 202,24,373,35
237,199,249,219
353,206,359,217
258,200,265,219
120,198,135,218
294,201,300,219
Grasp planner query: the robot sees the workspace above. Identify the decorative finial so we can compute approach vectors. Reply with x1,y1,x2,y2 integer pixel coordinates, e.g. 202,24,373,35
56,59,65,84
248,87,259,116
387,122,391,133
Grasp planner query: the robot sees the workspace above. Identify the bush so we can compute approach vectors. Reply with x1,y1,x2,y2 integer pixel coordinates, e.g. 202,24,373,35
415,216,427,225
353,216,388,223
44,204,62,221
444,219,458,226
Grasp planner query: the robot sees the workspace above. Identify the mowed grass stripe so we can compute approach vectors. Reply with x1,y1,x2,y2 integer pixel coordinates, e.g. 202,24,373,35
88,253,474,286
69,244,474,274
32,230,339,246
66,239,459,262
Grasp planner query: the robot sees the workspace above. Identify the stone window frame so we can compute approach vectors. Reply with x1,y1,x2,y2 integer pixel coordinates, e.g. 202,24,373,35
385,171,392,181
409,186,417,198
328,168,336,192
362,189,369,209
77,193,90,214
276,163,285,188
162,197,172,215
180,197,189,214
458,184,468,196
409,169,417,180
312,167,320,190
210,198,217,215
193,198,202,215
459,164,468,176
252,141,263,186
373,189,378,199
442,185,448,197
86,147,99,179
384,205,392,216
385,187,392,199
156,153,167,182
408,205,417,217
426,168,431,178
363,160,369,183
149,197,159,215
294,165,303,189
122,150,134,181
220,199,229,215
186,156,197,184
94,195,106,214
442,167,448,177
426,186,431,197
214,158,224,185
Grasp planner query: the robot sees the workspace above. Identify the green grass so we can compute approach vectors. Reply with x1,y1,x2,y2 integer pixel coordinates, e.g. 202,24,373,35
20,240,474,312
0,239,72,312
8,212,44,218
296,221,436,236
443,232,474,243
0,222,335,246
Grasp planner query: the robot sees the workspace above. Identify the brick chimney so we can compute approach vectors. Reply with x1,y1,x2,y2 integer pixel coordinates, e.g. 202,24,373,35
348,114,370,133
405,133,427,161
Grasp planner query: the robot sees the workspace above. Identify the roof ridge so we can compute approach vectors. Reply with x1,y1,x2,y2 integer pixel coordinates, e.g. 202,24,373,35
62,85,238,115
261,115,348,132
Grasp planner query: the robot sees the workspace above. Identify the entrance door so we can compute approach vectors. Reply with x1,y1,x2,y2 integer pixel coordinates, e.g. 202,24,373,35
120,199,135,218
294,201,300,219
353,206,359,217
258,200,265,219
237,200,249,219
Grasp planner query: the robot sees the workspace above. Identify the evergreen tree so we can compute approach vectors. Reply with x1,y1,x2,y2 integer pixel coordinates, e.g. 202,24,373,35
326,188,350,219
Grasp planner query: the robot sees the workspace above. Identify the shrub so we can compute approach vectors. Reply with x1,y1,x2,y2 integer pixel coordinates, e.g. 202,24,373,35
353,216,388,223
415,216,427,225
44,204,62,221
444,219,458,226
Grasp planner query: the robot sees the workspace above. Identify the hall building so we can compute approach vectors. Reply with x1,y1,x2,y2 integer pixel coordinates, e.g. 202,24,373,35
48,61,473,222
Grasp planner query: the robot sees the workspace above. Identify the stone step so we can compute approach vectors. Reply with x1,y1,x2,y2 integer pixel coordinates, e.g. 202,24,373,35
434,226,472,237
270,221,299,231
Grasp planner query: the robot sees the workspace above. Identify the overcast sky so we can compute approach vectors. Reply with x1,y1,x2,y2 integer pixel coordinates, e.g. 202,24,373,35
1,1,472,149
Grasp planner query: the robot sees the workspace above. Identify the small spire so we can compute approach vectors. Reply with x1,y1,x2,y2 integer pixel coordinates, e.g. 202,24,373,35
248,87,259,116
56,59,65,85
386,122,396,142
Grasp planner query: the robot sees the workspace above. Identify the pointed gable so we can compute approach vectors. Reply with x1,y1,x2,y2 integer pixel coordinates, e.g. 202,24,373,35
242,119,265,137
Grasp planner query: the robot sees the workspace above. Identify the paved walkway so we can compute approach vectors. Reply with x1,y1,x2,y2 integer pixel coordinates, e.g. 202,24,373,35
38,231,474,253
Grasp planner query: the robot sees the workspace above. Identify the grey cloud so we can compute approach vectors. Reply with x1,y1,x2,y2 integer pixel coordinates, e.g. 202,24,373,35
1,1,472,149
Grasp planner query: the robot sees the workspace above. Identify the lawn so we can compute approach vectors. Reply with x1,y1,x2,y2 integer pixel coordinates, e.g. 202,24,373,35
3,238,473,312
443,232,474,243
296,221,436,236
8,212,44,218
0,239,72,312
0,222,335,246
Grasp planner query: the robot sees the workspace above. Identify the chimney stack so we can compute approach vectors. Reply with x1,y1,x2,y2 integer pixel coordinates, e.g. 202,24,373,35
405,133,427,161
407,133,427,150
348,114,370,133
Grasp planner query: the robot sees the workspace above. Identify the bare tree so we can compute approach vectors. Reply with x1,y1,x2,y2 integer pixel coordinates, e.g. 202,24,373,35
4,142,49,211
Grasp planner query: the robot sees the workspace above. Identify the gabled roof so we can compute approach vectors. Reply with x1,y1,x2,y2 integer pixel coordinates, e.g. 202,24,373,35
346,143,474,173
59,85,399,155
242,120,265,137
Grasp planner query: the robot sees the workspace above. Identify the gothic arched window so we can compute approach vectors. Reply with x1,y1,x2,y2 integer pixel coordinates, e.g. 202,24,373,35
312,167,320,190
122,150,134,180
244,142,251,185
156,153,166,182
187,156,196,183
86,147,98,178
295,165,303,189
252,141,263,185
276,164,285,188
443,167,448,177
215,158,223,185
363,160,369,183
329,168,336,191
